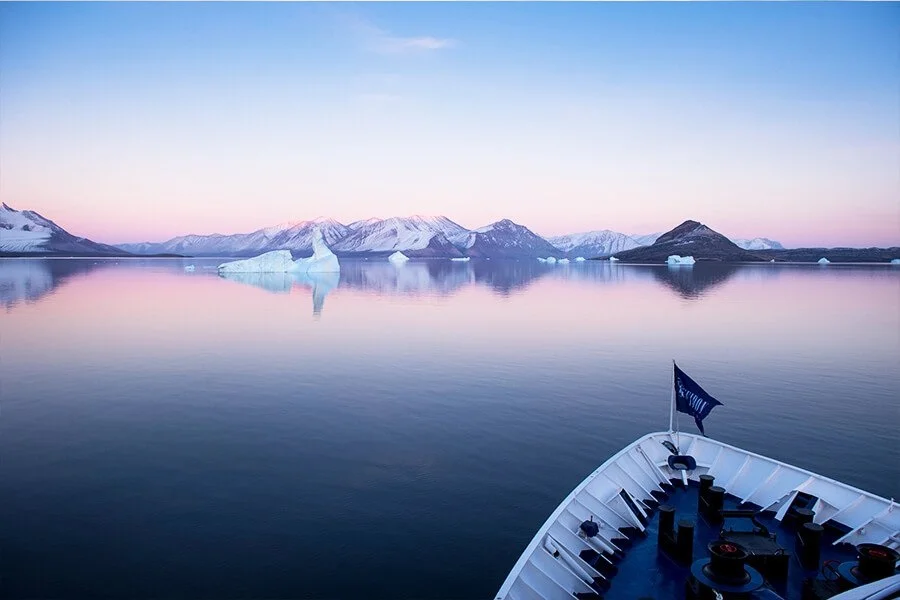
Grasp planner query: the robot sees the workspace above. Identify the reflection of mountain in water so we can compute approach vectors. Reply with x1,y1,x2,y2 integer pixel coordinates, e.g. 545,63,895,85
0,259,112,309
651,264,742,299
337,261,475,296
471,260,551,296
218,271,340,316
2,258,766,316
550,261,641,285
337,259,557,297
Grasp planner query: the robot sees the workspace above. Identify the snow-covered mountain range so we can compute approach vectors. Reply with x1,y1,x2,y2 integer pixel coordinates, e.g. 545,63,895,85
117,217,351,257
3,203,787,258
0,203,124,255
549,230,643,258
333,216,468,257
118,216,572,258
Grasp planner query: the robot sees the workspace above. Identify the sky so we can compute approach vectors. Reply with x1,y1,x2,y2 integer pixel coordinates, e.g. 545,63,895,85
1,2,898,247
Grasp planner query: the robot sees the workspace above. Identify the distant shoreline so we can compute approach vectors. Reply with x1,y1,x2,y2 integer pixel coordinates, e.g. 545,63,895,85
0,252,186,259
2,254,898,266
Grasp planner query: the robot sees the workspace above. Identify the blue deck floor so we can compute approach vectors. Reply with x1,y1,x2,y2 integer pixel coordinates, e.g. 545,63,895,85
602,482,859,600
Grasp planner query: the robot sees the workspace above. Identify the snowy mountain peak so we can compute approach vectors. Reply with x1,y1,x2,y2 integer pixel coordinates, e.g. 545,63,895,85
733,237,785,250
474,218,519,233
348,217,382,230
332,216,465,257
549,229,642,258
1,203,122,255
465,219,561,258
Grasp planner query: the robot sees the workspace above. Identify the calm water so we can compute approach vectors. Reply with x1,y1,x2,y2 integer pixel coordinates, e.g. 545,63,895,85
2,258,898,599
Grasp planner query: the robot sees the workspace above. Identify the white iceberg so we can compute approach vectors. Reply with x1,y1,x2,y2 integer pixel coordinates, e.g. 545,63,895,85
218,250,296,273
666,255,696,265
817,257,830,265
537,257,547,263
290,228,340,274
184,265,195,272
545,257,557,264
218,228,340,274
574,257,586,262
558,258,570,264
388,251,410,264
609,256,619,262
450,257,471,262
891,259,900,265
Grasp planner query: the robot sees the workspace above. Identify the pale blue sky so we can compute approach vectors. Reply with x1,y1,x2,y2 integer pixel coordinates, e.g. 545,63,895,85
1,2,898,246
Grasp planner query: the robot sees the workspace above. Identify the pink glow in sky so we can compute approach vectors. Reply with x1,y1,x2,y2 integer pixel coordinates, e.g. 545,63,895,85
1,3,898,247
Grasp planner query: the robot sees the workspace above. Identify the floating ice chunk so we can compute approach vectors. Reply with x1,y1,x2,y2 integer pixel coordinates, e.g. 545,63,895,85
891,259,900,265
218,229,340,274
574,257,586,262
389,251,410,264
609,256,619,262
184,265,195,272
450,257,471,262
558,258,570,264
666,255,696,265
537,257,547,263
290,228,340,274
218,250,296,273
545,257,557,264
817,257,830,265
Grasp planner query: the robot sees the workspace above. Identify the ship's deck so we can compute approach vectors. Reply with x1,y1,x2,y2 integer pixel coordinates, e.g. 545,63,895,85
496,432,900,600
601,481,858,600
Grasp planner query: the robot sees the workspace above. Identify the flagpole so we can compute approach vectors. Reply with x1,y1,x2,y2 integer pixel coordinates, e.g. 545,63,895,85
669,360,676,433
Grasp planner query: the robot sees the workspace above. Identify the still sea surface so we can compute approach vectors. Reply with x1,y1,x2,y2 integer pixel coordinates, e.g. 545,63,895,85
2,258,898,599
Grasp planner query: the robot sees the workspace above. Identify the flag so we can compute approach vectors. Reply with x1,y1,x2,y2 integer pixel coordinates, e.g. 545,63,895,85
674,363,723,435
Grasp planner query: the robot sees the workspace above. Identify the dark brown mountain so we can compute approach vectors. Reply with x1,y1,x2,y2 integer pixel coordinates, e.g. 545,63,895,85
602,220,765,263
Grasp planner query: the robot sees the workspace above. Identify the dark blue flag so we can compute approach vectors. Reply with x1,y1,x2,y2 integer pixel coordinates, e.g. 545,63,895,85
674,363,723,435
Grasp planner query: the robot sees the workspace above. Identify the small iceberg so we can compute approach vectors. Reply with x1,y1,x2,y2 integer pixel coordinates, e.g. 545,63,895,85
817,257,830,265
545,257,557,264
450,257,471,262
666,255,696,265
537,257,548,263
184,265,195,272
558,258,570,264
890,259,900,265
388,251,409,264
609,256,619,262
574,257,586,262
